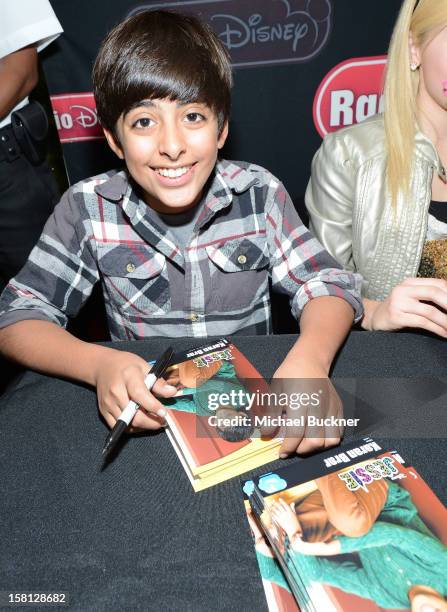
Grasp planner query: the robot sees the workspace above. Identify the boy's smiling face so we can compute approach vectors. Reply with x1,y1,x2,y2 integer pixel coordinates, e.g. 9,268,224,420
104,98,228,214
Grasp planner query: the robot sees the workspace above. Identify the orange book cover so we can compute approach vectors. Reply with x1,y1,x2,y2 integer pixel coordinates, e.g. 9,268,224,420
244,438,447,612
163,338,280,479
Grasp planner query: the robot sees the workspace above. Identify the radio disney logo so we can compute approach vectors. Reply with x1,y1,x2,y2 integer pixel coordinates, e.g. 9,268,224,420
128,0,332,67
313,55,387,137
50,93,103,143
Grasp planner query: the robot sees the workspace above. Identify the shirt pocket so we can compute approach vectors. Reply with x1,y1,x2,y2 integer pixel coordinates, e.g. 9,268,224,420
97,244,170,315
206,235,269,310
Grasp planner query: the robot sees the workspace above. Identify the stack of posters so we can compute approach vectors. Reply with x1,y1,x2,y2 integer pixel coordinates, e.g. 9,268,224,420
242,438,447,611
161,338,282,491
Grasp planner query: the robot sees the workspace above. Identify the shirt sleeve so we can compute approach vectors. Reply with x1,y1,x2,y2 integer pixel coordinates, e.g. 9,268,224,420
255,551,291,592
316,473,388,537
265,177,363,322
0,187,99,329
0,0,63,59
305,131,356,271
337,521,447,559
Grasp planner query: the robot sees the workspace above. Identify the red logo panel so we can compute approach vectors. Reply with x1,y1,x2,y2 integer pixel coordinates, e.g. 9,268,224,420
313,55,387,137
50,93,103,143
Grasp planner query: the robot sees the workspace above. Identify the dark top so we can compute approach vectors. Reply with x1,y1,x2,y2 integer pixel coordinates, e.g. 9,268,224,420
429,200,447,225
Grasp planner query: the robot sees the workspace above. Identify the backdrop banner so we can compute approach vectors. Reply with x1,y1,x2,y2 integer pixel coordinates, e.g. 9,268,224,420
42,0,401,219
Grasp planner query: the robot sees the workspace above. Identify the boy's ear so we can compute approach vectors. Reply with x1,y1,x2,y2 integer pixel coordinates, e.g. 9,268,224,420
217,121,229,150
103,127,125,160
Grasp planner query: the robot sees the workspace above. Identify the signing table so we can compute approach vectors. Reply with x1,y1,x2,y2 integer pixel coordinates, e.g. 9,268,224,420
1,331,446,611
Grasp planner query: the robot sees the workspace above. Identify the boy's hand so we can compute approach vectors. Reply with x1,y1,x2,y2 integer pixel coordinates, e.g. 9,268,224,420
264,296,352,456
271,359,343,457
93,348,177,431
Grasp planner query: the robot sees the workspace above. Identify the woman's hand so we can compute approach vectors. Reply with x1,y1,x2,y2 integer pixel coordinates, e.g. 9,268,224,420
270,498,302,541
362,278,447,338
409,585,447,612
270,498,342,556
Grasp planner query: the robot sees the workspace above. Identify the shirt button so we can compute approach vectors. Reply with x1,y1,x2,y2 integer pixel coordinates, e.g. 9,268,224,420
190,312,199,322
126,262,136,273
237,254,247,265
385,556,391,561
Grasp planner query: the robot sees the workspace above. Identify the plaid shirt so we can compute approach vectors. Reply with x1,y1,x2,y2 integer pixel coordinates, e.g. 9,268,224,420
0,160,363,340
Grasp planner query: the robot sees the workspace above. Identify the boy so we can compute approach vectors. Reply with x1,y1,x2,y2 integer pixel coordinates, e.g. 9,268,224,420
0,10,363,456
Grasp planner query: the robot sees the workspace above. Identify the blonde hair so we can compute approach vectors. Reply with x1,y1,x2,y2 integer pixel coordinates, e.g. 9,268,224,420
383,0,447,206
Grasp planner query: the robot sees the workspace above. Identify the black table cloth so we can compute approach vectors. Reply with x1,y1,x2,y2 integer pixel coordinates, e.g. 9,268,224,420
1,330,446,611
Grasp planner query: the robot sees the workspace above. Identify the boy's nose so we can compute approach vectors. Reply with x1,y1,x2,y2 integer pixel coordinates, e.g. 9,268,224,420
158,123,186,160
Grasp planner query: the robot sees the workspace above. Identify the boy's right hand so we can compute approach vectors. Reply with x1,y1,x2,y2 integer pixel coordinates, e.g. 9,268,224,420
93,348,178,431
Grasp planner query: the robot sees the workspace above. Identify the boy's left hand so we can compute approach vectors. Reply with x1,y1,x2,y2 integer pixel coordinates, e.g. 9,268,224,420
271,359,343,457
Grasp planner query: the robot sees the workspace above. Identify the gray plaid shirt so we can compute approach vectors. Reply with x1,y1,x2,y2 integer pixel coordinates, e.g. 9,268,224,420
0,160,363,340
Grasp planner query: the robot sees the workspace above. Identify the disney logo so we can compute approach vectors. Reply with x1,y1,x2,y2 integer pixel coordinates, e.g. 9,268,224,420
70,105,98,129
212,13,309,54
53,105,98,131
128,0,332,67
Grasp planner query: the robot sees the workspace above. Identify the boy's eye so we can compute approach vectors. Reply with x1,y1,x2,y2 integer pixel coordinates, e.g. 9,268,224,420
132,117,154,129
185,112,205,123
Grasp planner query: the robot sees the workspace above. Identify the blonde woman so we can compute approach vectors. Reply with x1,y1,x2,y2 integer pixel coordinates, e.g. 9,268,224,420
306,0,447,337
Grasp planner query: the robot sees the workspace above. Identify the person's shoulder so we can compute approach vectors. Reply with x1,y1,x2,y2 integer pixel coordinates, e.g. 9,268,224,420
331,114,385,148
321,115,386,165
69,169,126,198
0,0,63,58
57,169,128,224
216,159,281,192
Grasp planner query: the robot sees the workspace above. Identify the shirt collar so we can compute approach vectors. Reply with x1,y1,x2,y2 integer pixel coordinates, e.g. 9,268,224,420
214,159,260,194
93,160,259,205
93,162,259,264
195,160,260,228
94,171,128,201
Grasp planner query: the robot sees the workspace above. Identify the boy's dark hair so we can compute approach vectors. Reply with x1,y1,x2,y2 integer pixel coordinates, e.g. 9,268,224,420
92,10,232,142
